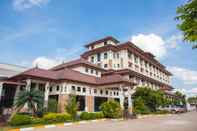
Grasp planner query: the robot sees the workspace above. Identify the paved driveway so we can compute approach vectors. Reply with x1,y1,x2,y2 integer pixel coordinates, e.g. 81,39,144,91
35,111,197,131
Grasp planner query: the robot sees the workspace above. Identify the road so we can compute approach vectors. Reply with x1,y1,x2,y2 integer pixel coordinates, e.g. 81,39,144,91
35,111,197,131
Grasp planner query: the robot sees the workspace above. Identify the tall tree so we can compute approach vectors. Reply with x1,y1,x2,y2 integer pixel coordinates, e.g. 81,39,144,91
176,0,197,49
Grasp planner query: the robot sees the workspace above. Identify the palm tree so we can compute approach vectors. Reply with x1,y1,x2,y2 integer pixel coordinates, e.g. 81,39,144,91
15,89,44,116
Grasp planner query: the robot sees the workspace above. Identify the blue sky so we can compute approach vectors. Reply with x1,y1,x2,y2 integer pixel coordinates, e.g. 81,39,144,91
0,0,196,96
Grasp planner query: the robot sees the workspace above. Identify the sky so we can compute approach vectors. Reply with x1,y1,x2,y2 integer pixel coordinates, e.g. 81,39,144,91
0,0,196,97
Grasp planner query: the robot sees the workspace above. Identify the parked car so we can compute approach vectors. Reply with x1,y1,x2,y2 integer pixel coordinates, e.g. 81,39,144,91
159,105,186,114
171,106,187,113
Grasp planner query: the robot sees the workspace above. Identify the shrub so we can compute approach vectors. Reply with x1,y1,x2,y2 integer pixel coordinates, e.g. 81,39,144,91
133,97,150,114
100,101,122,118
43,113,72,124
80,112,104,120
10,114,32,126
31,117,45,124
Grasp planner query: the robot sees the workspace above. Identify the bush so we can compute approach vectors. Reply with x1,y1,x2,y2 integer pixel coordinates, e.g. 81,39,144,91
10,114,32,126
80,112,104,120
31,117,45,124
43,113,72,124
133,97,150,114
100,101,122,118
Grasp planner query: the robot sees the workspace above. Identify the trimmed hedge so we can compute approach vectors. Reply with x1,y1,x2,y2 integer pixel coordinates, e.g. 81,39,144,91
10,114,32,126
43,113,72,124
80,112,104,120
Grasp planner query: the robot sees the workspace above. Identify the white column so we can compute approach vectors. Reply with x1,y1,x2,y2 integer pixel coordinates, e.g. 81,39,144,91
0,82,3,101
119,85,124,109
26,79,31,91
44,82,49,108
14,85,20,105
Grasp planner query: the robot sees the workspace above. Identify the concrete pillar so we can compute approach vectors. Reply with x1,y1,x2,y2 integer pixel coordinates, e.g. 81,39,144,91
128,94,133,114
85,96,94,112
23,79,31,111
26,79,31,91
0,82,3,101
44,82,49,108
119,86,124,109
14,85,20,105
58,94,69,113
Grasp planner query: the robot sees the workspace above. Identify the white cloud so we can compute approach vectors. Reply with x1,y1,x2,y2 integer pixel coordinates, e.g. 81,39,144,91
32,56,60,69
131,34,166,59
13,0,49,11
168,66,197,85
31,47,82,69
130,33,183,59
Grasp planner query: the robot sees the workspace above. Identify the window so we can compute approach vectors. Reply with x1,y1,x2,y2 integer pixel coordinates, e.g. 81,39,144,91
134,57,138,64
97,53,101,62
104,52,108,59
96,71,98,75
105,90,109,95
128,52,131,58
104,64,108,68
50,87,53,92
56,86,59,91
64,86,67,92
72,86,75,91
91,69,94,74
117,53,119,58
85,68,89,73
117,64,120,68
100,90,103,95
113,53,116,58
104,41,107,46
82,87,86,93
91,56,94,63
77,87,81,92
94,89,97,94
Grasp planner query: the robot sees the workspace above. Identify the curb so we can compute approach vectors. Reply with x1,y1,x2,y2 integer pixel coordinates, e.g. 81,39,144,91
137,114,172,119
7,119,123,131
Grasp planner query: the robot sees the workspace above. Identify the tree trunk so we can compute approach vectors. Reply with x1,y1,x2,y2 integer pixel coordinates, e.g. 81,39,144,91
30,101,36,117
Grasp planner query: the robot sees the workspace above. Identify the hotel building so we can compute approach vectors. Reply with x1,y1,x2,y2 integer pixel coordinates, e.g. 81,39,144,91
0,36,174,114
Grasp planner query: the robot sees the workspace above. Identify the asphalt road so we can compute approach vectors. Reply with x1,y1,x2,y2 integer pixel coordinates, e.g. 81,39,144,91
35,111,197,131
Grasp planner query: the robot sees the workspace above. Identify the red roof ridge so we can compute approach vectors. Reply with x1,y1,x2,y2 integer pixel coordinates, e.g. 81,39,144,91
84,36,119,48
51,58,105,71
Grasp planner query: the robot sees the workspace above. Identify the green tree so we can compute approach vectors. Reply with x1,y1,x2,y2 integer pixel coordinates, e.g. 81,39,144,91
65,95,78,120
15,89,44,116
133,87,165,112
133,97,150,114
187,96,197,104
176,0,197,48
174,91,186,106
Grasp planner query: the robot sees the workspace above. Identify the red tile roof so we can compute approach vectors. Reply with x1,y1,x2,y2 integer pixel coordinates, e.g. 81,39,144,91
9,68,133,86
51,58,106,71
84,36,119,48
